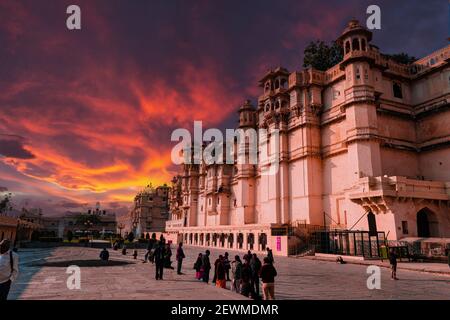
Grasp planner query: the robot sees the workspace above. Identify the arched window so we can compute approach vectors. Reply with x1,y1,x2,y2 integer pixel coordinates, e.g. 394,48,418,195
274,79,280,89
275,101,280,109
361,38,366,51
352,38,360,51
393,82,403,99
345,41,350,54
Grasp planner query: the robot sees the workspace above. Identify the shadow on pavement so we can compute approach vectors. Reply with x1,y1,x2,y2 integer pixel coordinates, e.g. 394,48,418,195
31,259,135,268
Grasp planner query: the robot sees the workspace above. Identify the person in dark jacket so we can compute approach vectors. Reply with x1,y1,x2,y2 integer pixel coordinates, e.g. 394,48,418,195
164,243,174,269
231,255,242,292
250,253,262,298
259,257,277,300
266,247,274,264
223,252,231,281
99,248,109,261
215,255,227,289
176,243,186,275
240,256,252,297
153,241,166,280
389,248,398,280
194,253,203,280
143,240,153,263
202,250,211,283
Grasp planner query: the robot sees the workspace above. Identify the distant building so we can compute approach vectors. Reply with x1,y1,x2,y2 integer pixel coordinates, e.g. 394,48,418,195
129,184,170,237
19,207,117,238
0,215,18,243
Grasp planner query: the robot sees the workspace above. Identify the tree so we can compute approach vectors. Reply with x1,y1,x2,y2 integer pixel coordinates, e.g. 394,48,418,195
67,230,74,242
384,52,417,65
303,40,343,71
127,231,135,243
0,193,13,215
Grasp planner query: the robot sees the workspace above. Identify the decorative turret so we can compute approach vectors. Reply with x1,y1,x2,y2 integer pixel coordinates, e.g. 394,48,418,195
238,100,256,129
337,19,372,55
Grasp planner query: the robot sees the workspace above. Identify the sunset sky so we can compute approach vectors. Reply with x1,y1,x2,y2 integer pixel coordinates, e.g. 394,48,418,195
0,0,447,216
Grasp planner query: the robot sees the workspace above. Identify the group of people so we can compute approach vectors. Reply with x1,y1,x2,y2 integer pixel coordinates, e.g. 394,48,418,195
193,247,277,300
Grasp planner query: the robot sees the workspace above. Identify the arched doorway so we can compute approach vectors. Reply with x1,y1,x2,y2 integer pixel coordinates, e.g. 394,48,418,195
247,233,255,250
417,208,439,237
259,233,267,251
237,233,244,249
220,233,226,247
367,212,377,236
228,233,234,248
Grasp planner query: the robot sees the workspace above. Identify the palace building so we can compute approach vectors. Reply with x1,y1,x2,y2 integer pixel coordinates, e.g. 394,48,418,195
165,20,450,256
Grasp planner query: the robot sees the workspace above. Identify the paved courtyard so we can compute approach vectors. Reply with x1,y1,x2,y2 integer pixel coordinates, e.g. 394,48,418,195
9,245,450,300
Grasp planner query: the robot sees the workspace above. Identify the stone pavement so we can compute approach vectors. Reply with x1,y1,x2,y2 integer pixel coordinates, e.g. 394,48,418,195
183,246,450,300
8,245,450,300
308,254,450,276
9,247,245,300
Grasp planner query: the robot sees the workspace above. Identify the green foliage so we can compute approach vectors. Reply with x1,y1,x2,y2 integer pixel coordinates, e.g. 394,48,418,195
384,52,417,65
303,40,343,71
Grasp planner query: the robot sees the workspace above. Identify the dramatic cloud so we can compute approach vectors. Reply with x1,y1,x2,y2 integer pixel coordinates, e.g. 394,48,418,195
0,135,35,159
0,0,446,214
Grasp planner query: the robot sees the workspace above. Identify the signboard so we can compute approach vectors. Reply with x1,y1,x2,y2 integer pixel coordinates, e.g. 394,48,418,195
276,236,281,251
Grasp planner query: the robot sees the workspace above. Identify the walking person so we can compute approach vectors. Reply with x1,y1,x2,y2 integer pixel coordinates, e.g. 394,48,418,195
215,255,227,289
143,240,153,263
176,243,186,275
0,240,19,301
250,253,262,299
230,255,242,293
266,247,274,264
202,250,211,283
194,253,203,280
259,257,277,300
240,256,252,297
389,248,399,280
154,241,166,280
164,243,174,269
223,252,231,281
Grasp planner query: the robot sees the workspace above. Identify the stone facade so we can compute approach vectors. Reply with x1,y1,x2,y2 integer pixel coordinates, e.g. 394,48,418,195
166,20,450,256
130,184,170,236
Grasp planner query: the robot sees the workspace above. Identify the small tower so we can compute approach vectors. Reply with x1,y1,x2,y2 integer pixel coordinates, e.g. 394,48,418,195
238,100,256,129
337,19,372,56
